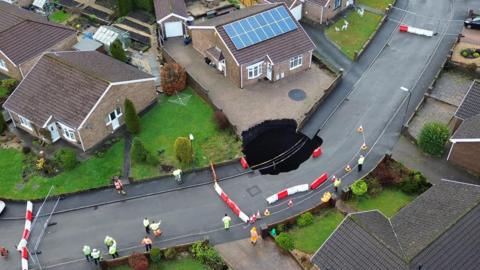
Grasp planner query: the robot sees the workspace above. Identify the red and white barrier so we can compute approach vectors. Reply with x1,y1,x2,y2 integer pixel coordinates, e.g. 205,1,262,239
266,184,309,204
240,157,249,169
214,183,249,223
21,247,28,270
399,24,434,37
17,201,33,251
310,173,328,190
312,147,322,158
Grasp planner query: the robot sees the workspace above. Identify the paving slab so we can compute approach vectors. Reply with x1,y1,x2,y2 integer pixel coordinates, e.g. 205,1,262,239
215,237,302,270
407,98,456,140
429,69,474,106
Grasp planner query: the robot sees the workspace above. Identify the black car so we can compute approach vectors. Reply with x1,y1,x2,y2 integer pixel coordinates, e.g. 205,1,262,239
464,17,480,29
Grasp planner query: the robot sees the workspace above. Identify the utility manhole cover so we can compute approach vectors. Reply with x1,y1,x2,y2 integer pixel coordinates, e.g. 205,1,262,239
247,185,262,197
288,89,306,101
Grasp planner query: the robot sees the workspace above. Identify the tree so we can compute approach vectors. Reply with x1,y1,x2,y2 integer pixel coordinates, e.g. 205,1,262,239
134,0,154,13
418,122,450,156
0,112,7,134
124,99,140,134
174,137,193,164
131,138,147,163
110,39,127,62
160,63,187,96
351,179,368,196
118,0,134,16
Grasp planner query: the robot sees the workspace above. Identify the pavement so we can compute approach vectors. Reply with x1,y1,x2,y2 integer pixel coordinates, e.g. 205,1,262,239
392,136,480,185
2,0,480,269
215,237,302,270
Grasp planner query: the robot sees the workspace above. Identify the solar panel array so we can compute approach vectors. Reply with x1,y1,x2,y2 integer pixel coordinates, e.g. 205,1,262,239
223,6,298,50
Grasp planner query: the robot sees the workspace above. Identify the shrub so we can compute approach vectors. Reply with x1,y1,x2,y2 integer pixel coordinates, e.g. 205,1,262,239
351,179,368,196
22,146,31,154
191,241,224,268
174,137,193,164
150,247,162,263
0,112,7,134
124,99,141,134
1,79,18,93
132,138,148,163
400,171,431,195
297,212,314,227
134,0,154,13
275,233,294,251
163,247,177,260
118,0,134,16
418,122,450,156
462,50,469,57
128,252,149,270
213,111,229,130
276,223,285,233
367,178,383,196
54,148,77,170
110,39,127,62
160,63,187,95
474,52,480,58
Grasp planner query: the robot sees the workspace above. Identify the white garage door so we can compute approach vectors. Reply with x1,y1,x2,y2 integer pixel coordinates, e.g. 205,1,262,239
291,4,302,21
165,21,184,38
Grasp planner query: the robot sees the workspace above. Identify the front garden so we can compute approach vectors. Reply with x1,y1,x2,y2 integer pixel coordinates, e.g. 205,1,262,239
269,156,429,268
48,10,72,24
325,10,383,60
130,87,242,180
357,0,395,10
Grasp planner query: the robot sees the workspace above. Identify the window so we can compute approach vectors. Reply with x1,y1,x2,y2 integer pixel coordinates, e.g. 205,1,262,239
59,123,76,141
247,62,263,79
0,59,7,71
334,0,342,9
289,55,303,70
18,115,32,130
106,107,122,125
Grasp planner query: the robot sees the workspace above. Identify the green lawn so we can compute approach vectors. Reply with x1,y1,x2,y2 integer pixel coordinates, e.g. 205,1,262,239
49,10,71,23
0,86,8,98
357,0,395,10
110,256,207,270
131,88,242,179
325,10,383,60
346,188,416,217
287,209,345,254
0,140,124,200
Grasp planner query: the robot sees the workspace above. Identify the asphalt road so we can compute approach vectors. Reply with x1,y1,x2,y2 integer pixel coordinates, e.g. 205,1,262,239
2,0,479,269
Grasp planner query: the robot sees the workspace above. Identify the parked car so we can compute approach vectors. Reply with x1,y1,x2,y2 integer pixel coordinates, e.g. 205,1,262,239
0,200,5,215
464,17,480,29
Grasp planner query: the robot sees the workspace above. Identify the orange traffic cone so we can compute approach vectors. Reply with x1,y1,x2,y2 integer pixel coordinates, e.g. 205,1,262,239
357,125,364,133
345,165,352,172
361,143,368,151
264,208,271,216
288,200,293,207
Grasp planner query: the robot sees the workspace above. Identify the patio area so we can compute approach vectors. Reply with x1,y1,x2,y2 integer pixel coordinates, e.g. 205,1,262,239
164,38,337,134
451,28,480,66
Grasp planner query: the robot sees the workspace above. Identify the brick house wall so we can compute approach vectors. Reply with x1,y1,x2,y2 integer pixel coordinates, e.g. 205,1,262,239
0,33,77,80
448,142,480,174
9,111,42,137
79,80,157,150
303,0,348,24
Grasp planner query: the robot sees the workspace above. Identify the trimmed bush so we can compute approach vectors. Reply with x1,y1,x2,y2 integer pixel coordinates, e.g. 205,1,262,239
174,137,193,164
150,247,162,263
276,223,285,233
54,148,77,170
351,179,368,196
297,212,314,227
0,112,7,134
118,0,134,16
132,138,148,163
160,63,187,96
124,99,141,135
110,39,127,62
275,233,294,251
418,122,450,156
213,111,229,130
367,178,383,196
128,252,149,270
400,171,431,195
191,241,224,268
163,247,177,260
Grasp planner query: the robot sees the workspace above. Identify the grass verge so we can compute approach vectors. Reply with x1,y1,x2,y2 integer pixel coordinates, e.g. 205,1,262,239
357,0,395,10
346,188,416,217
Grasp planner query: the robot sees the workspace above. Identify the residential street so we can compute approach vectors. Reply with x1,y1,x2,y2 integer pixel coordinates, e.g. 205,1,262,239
2,0,479,269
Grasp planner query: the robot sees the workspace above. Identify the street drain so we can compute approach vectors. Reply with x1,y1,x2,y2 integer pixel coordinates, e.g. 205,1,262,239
247,185,262,197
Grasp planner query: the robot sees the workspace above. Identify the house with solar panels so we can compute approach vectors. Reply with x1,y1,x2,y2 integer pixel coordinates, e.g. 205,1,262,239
189,3,316,88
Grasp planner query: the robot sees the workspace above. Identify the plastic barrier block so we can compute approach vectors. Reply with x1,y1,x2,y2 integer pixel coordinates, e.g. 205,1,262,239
277,190,289,200
312,147,322,158
310,173,328,190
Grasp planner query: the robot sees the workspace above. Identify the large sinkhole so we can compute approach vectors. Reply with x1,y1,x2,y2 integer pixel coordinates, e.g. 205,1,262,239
242,119,323,175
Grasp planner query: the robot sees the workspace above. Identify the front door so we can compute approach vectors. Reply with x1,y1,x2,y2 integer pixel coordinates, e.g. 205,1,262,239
108,107,122,130
47,123,60,142
266,62,272,80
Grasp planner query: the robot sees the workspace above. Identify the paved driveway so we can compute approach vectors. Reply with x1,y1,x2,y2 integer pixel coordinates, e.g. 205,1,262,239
164,38,336,133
